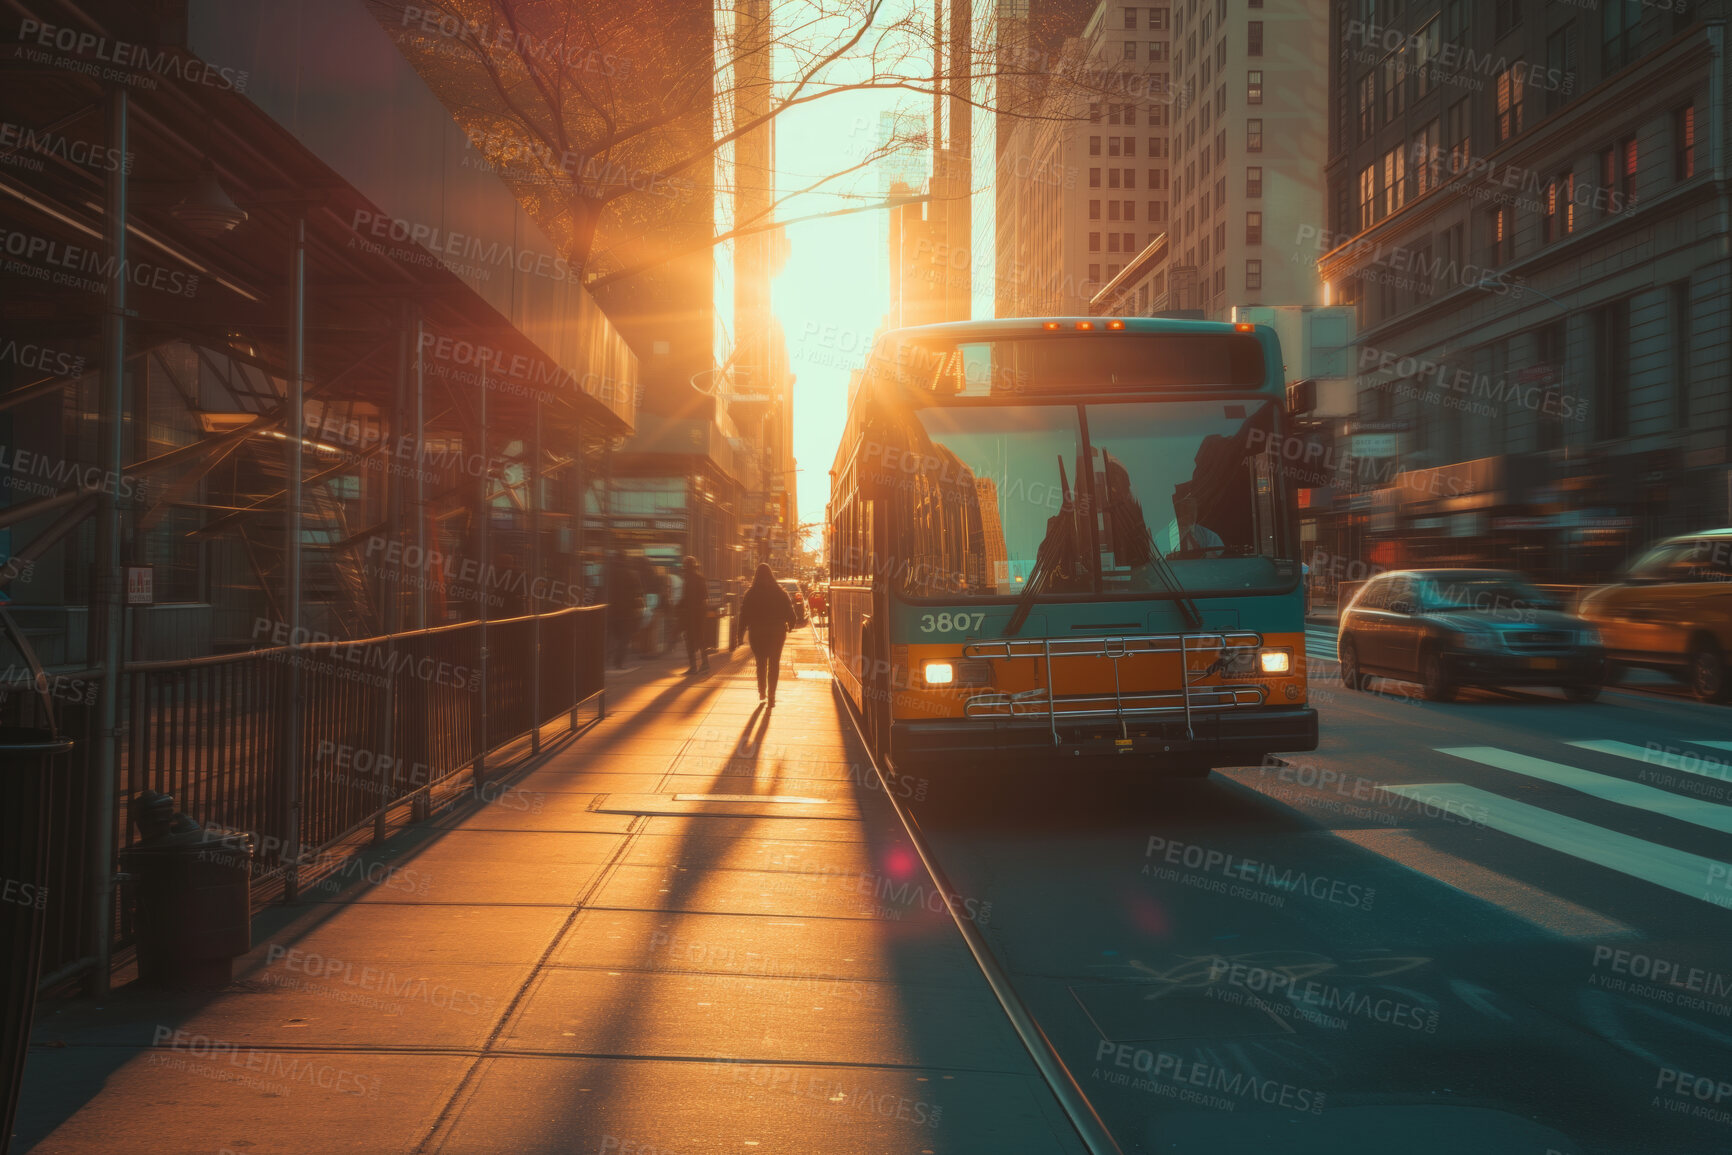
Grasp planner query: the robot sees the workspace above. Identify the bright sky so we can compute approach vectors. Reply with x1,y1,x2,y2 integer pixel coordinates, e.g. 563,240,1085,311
768,7,994,553
772,88,896,549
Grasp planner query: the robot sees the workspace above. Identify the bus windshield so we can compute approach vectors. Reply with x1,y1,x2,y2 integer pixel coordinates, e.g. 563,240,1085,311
891,399,1289,599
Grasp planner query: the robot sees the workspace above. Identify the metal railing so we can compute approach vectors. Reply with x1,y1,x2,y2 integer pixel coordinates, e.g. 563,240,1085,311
1,605,607,990
962,631,1270,744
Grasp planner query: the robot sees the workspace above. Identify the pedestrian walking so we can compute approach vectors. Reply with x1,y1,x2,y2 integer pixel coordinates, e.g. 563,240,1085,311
679,556,710,674
605,555,643,669
738,563,796,706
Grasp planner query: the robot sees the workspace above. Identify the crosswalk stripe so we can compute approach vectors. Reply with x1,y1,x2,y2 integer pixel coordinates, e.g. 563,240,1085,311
1568,739,1732,784
1438,746,1732,836
1382,782,1732,907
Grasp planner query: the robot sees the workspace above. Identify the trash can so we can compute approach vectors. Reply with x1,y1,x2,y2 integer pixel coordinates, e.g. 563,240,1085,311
120,791,254,990
1,726,72,1155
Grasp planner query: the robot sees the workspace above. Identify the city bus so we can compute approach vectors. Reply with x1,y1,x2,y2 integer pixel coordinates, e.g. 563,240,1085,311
826,317,1316,779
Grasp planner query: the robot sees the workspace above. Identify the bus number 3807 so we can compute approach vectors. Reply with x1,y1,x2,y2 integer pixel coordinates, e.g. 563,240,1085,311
920,612,986,633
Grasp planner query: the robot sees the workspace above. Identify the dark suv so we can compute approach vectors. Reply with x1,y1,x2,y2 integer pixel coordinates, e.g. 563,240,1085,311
1337,569,1605,702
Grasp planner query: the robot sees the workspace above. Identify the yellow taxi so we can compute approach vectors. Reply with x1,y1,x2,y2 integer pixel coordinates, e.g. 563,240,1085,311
1577,530,1732,702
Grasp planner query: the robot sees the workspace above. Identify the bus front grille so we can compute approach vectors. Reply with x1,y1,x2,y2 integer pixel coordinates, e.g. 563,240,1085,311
960,630,1272,743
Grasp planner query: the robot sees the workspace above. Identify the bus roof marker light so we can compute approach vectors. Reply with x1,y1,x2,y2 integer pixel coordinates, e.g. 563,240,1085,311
1234,322,1255,332
1106,319,1126,330
1042,321,1062,330
1075,321,1095,330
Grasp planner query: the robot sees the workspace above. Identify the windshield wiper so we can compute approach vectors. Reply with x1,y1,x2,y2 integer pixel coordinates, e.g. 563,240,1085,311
1003,455,1085,637
1136,529,1203,631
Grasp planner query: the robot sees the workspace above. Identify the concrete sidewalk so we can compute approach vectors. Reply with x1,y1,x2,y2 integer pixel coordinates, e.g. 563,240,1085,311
17,628,1084,1155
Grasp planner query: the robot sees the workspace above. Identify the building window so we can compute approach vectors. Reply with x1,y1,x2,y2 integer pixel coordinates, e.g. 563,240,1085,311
1247,70,1263,104
1410,245,1433,296
1090,136,1101,156
1200,236,1210,263
1216,130,1226,163
1215,221,1226,250
1108,263,1122,278
1593,298,1630,439
1125,168,1136,188
1090,103,1102,123
1090,232,1101,251
1494,0,1521,37
1125,137,1138,157
1495,63,1525,143
1089,263,1101,282
1447,97,1471,172
1125,40,1138,60
1149,200,1166,220
1150,41,1169,61
1359,163,1379,228
1383,145,1406,215
1413,120,1439,197
1125,201,1137,221
1246,259,1263,291
1109,168,1121,188
1245,211,1262,244
1675,104,1696,180
1124,231,1137,250
1246,119,1262,152
1603,0,1640,74
1149,169,1168,189
1357,73,1376,142
1152,9,1168,32
1109,200,1121,221
1444,0,1470,43
1620,136,1638,205
1089,199,1101,220
1110,233,1121,252
1109,104,1122,125
1125,105,1139,127
1246,166,1262,197
1382,52,1405,122
1490,205,1513,264
1412,17,1439,100
1672,280,1691,427
1090,167,1101,187
1109,136,1122,157
1544,172,1573,241
1546,23,1578,115
1125,5,1138,29
1247,21,1263,56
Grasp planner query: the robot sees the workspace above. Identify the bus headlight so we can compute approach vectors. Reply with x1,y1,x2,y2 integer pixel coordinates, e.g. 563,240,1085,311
1221,647,1292,676
1258,649,1292,674
922,661,955,685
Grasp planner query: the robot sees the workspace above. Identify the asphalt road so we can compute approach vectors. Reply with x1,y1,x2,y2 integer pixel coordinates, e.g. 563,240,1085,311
904,633,1732,1155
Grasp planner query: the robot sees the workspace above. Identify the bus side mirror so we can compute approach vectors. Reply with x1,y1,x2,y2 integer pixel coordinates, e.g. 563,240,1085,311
1287,378,1317,416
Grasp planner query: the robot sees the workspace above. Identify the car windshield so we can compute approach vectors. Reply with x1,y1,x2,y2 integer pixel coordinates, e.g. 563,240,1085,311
887,399,1290,599
1419,575,1558,616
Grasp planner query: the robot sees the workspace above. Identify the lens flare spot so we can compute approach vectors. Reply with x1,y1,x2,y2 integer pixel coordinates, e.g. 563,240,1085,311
1128,893,1170,936
884,846,919,879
